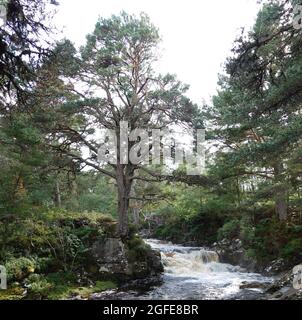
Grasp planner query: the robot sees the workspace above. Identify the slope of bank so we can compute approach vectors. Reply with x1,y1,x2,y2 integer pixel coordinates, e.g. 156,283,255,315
0,210,163,300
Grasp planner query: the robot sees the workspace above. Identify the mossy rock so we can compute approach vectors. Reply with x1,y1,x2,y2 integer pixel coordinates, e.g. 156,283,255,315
0,287,25,300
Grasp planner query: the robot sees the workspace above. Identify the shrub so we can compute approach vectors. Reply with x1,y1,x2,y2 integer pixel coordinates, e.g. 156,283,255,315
281,238,302,259
239,216,255,246
5,257,36,281
126,235,150,262
0,209,118,275
25,274,54,299
218,219,240,240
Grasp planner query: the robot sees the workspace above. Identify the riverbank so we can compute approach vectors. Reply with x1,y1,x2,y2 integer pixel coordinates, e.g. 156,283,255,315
208,238,302,299
209,239,302,300
0,211,163,300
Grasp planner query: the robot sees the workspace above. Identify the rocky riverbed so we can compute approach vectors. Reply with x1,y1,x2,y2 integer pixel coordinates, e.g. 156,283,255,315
89,239,274,300
88,238,302,301
211,238,302,300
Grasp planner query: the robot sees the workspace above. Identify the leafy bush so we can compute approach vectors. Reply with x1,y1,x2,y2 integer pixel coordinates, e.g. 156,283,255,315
239,216,255,246
5,257,36,281
218,220,240,240
25,274,54,299
281,239,302,259
126,235,151,261
0,209,117,283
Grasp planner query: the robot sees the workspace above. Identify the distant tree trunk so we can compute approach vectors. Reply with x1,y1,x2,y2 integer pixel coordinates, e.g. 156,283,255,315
130,180,140,226
275,191,287,221
15,175,27,199
71,180,78,197
236,177,241,205
54,180,62,207
274,162,287,221
132,206,140,226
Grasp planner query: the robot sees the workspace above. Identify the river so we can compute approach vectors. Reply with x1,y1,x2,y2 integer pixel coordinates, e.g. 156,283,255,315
114,239,274,300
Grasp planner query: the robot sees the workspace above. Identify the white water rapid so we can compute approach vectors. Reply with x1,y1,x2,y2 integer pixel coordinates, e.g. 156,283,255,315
123,239,274,300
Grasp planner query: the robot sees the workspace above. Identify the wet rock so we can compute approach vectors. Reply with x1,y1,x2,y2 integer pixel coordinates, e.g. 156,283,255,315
146,249,164,273
90,289,137,300
263,258,287,275
266,270,294,292
90,276,162,300
239,281,271,290
129,247,164,278
212,238,256,272
91,238,131,277
90,289,118,300
182,241,201,247
119,275,163,291
264,269,302,300
90,238,163,281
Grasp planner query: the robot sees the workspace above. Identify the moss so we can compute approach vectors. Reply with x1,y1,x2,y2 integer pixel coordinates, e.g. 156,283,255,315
0,287,25,300
126,235,150,262
69,281,117,299
46,280,117,300
20,272,117,300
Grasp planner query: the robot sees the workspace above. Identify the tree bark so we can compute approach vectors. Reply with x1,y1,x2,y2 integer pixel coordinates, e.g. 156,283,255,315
116,164,132,237
132,206,140,226
54,180,62,208
274,162,287,221
275,193,287,221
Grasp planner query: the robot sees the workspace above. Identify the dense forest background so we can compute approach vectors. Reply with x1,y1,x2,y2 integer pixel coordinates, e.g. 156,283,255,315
1,0,302,299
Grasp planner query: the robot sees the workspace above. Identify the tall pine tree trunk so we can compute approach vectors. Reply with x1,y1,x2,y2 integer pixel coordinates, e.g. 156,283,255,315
274,162,287,221
116,164,132,237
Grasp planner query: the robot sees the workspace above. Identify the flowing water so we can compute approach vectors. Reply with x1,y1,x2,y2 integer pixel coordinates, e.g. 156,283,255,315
118,239,274,300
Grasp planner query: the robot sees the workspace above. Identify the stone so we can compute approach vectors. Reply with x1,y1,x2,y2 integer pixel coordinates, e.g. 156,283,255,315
264,258,287,275
263,269,302,300
91,238,131,277
239,281,271,290
89,237,163,281
211,238,256,272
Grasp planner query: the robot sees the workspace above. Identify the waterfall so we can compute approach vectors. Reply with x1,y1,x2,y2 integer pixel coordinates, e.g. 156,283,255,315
145,239,241,277
161,249,223,275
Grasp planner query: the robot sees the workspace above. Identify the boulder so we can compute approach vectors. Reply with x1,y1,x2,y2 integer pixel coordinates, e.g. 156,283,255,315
239,281,271,290
128,245,164,278
90,238,163,281
91,238,131,277
212,238,256,272
263,258,287,275
264,269,302,300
